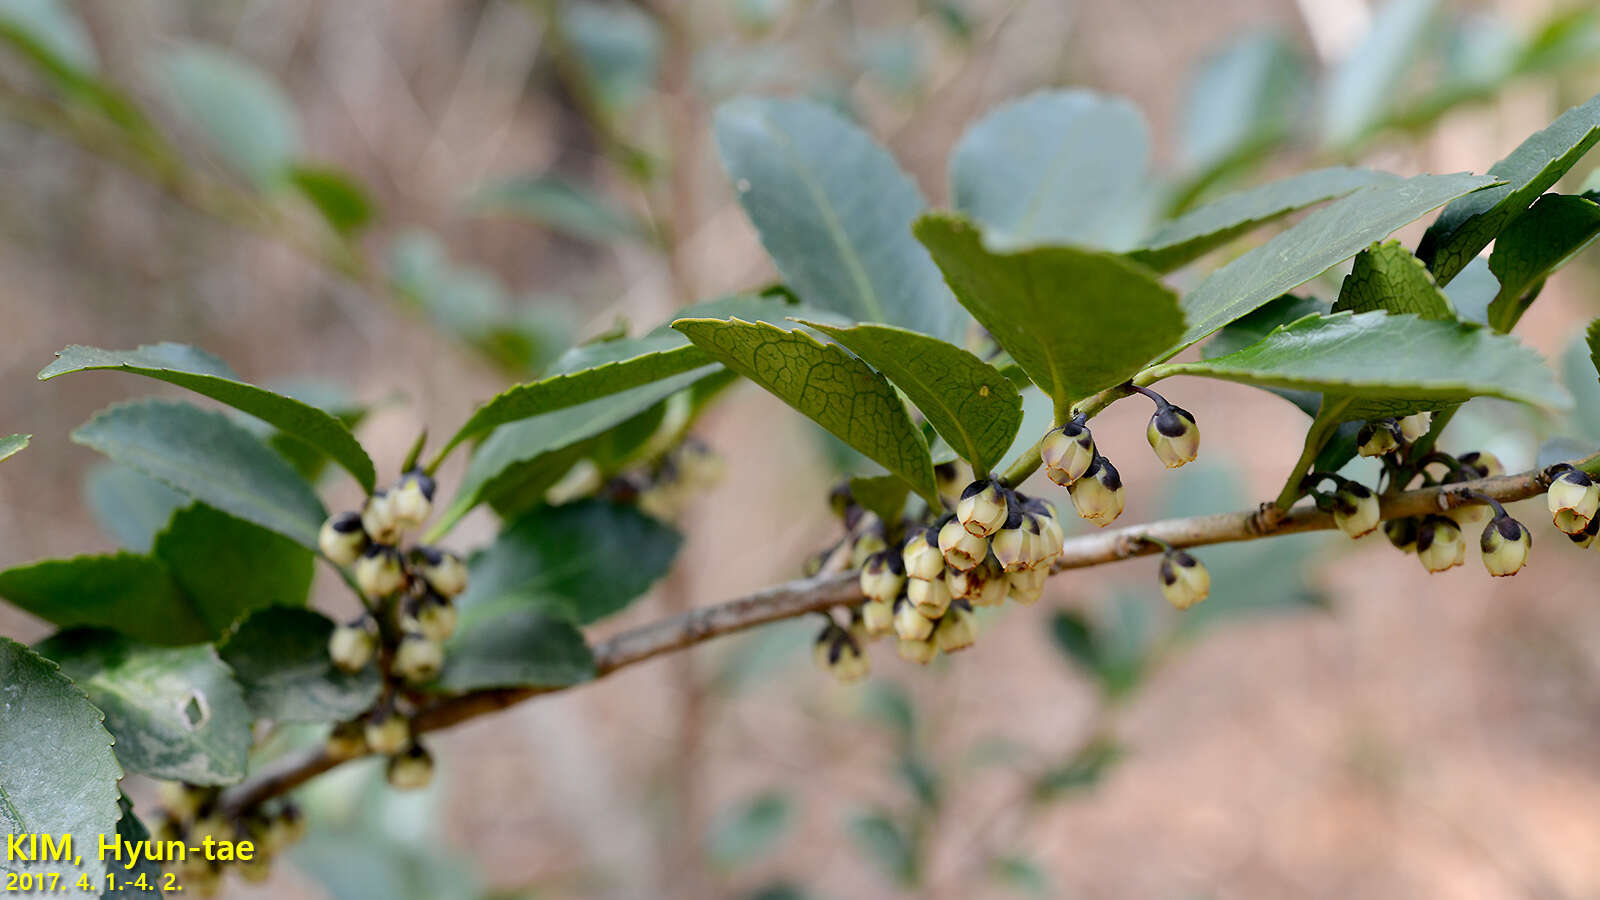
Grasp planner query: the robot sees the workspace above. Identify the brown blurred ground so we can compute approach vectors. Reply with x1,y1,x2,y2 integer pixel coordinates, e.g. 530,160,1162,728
3,1,1600,898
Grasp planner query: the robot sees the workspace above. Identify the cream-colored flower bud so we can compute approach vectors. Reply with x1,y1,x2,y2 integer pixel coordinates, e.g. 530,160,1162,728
1356,419,1401,457
908,573,952,617
1569,516,1599,549
156,781,206,822
328,619,376,673
933,602,978,653
1332,482,1380,538
318,511,368,566
827,636,870,684
851,526,889,570
386,743,435,791
361,491,401,545
1480,516,1531,577
1384,517,1420,553
364,713,410,756
939,518,989,571
1547,466,1599,534
1158,550,1210,610
1146,405,1200,468
859,552,906,604
1042,421,1095,486
413,595,458,643
901,529,945,581
956,480,1008,537
893,597,935,641
394,633,444,684
390,470,436,530
1417,516,1466,573
417,546,468,598
1068,456,1125,526
989,513,1032,572
1034,509,1064,565
861,598,895,638
1006,566,1049,605
1447,501,1490,529
897,637,938,665
1457,451,1503,478
325,720,368,760
354,546,406,599
1397,411,1433,442
971,559,1010,607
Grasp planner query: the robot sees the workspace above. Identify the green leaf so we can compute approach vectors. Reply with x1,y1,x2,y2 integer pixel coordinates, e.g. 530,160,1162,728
83,463,187,552
104,796,162,899
1031,736,1124,802
802,321,1021,474
1332,240,1455,319
0,433,27,463
1179,31,1304,180
466,173,650,244
914,214,1184,420
0,554,201,645
1488,193,1600,331
714,97,959,339
156,44,301,185
1419,92,1600,285
1153,311,1570,420
218,608,381,723
436,604,594,692
290,166,375,236
1046,609,1144,698
674,318,940,504
153,504,315,622
949,89,1152,251
71,400,327,549
708,790,794,870
0,638,122,898
562,0,661,113
1321,0,1440,148
35,629,250,785
1204,295,1327,417
460,499,680,625
849,813,916,887
1174,173,1498,352
848,472,912,525
1133,168,1387,272
41,343,375,492
1590,318,1600,381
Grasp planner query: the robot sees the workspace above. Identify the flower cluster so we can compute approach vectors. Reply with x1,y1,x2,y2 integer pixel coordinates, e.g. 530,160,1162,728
152,782,304,894
1039,386,1199,529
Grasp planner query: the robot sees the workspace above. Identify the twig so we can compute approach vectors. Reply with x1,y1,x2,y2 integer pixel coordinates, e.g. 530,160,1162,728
216,460,1589,817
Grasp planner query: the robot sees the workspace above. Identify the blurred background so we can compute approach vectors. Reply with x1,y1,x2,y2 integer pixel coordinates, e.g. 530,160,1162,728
3,0,1600,897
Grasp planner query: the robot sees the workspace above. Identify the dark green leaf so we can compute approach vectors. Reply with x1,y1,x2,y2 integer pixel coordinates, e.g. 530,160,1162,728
1419,92,1600,284
290,166,375,236
1134,168,1386,272
436,604,594,691
218,607,381,722
71,400,327,548
915,214,1184,420
1333,240,1455,319
466,173,650,244
1174,173,1498,351
1048,610,1098,675
1179,31,1304,181
714,97,959,339
459,499,680,625
0,638,122,894
1589,318,1600,381
156,44,300,185
152,503,314,623
1031,736,1123,802
0,554,201,645
104,796,162,899
35,629,250,784
82,464,187,553
1488,193,1600,331
1203,294,1328,360
1321,0,1440,148
849,813,916,887
949,89,1152,251
848,472,912,525
675,318,941,504
707,790,794,870
802,321,1021,473
0,433,27,463
42,343,374,492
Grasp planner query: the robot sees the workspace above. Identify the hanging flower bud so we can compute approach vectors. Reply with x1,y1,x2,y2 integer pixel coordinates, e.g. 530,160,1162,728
897,637,937,665
851,526,889,570
1447,501,1490,529
413,594,458,643
318,511,368,566
1032,505,1065,566
364,712,410,756
1384,517,1420,553
1158,550,1210,610
156,781,206,822
326,720,368,760
861,598,895,638
990,511,1034,572
1042,420,1096,487
354,545,406,599
1068,456,1125,526
417,546,468,598
1457,451,1503,479
935,461,966,501
1416,516,1466,573
901,528,945,581
859,552,905,604
819,631,869,684
1331,482,1380,538
361,491,402,545
328,618,376,673
1547,465,1599,534
264,804,306,852
391,469,436,531
386,742,435,791
893,596,935,641
956,480,1009,537
1146,404,1200,468
972,558,1010,607
933,601,978,653
1356,419,1402,457
1006,566,1049,605
394,633,444,684
938,518,990,571
1569,516,1599,549
908,573,952,617
1397,411,1433,442
1480,515,1532,577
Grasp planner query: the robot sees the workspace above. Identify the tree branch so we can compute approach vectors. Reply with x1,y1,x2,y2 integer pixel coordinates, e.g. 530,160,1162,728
216,460,1587,817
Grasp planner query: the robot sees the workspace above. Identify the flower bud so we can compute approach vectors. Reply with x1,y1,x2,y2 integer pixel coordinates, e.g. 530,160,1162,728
897,637,938,665
1042,421,1095,486
935,461,966,501
1384,517,1420,553
901,528,945,581
893,596,935,641
328,618,376,673
386,742,435,791
156,781,206,822
933,601,978,653
861,598,895,638
265,805,306,852
1480,515,1531,577
1397,411,1433,442
417,546,468,598
1006,566,1049,605
1447,501,1490,529
956,480,1009,537
318,511,368,566
908,573,952,617
391,470,436,530
819,631,869,684
989,511,1032,571
1068,456,1125,526
851,527,889,570
938,518,989,571
1158,550,1210,610
1356,419,1401,457
361,491,401,545
1416,516,1466,573
1547,466,1599,534
1331,482,1380,538
325,720,368,759
394,633,444,684
364,713,410,756
1146,405,1200,468
1032,506,1064,565
859,552,906,604
1568,516,1599,549
1457,451,1503,478
354,546,406,599
413,594,458,643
